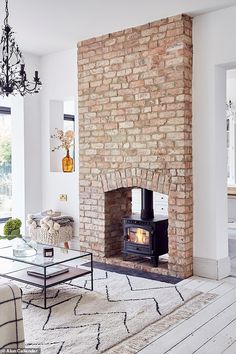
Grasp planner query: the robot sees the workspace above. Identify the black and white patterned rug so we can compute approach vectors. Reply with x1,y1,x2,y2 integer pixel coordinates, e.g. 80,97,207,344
19,268,201,354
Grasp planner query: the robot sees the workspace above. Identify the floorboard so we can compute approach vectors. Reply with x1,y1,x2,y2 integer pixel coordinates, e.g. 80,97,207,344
139,286,236,354
196,318,236,354
166,297,236,353
223,340,236,354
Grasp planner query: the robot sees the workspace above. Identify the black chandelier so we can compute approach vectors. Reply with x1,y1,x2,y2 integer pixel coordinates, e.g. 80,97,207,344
0,0,42,96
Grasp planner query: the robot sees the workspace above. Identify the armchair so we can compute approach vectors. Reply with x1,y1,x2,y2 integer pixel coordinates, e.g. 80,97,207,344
0,283,25,350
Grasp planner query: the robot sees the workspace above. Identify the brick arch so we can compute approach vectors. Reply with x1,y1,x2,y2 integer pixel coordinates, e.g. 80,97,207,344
101,168,176,262
100,168,172,195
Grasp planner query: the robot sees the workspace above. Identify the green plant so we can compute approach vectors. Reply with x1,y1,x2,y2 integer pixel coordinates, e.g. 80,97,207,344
0,138,11,165
3,218,22,239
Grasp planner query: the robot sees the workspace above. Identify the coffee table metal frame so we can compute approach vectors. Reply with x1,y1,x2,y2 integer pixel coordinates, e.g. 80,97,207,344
0,244,93,309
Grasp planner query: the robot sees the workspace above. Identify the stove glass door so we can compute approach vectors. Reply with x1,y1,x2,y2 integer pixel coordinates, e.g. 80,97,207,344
127,227,150,245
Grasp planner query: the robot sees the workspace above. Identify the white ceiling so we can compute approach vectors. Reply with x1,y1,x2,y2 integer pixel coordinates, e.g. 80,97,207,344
1,0,236,56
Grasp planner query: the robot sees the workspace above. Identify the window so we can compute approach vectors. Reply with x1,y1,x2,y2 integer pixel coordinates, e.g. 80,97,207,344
64,113,75,132
63,100,75,132
0,105,12,222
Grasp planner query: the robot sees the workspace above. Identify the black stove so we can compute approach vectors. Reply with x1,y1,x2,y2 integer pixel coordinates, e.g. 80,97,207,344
123,188,168,267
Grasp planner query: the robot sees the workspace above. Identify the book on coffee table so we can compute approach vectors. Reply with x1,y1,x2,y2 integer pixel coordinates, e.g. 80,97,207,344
27,265,69,278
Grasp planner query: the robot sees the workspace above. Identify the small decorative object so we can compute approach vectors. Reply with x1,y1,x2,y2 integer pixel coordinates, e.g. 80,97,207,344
62,149,74,172
12,237,37,258
0,0,42,96
51,129,75,172
43,247,54,258
3,218,22,238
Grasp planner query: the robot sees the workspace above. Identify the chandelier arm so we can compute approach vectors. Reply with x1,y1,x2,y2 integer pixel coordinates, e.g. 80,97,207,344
14,78,41,95
23,82,41,94
7,49,21,66
4,29,21,65
4,0,9,26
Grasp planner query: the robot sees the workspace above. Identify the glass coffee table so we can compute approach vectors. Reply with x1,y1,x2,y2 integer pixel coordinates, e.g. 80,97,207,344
0,242,93,309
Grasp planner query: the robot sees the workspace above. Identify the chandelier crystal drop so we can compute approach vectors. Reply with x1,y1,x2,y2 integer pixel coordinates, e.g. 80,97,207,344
0,0,42,96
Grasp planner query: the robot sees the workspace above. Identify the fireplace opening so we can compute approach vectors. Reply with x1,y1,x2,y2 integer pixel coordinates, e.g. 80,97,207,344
123,188,168,267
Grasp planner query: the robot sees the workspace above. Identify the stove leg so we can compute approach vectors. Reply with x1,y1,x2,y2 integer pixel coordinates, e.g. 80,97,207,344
123,253,128,261
151,256,158,267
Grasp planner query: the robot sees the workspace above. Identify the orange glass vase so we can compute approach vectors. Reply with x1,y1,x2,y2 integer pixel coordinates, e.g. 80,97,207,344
62,150,74,172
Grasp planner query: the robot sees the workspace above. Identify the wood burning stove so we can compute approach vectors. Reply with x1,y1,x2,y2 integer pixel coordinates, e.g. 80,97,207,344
123,188,168,267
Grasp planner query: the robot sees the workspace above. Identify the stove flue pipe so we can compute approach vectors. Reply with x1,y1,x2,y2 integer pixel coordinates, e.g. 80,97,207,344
141,188,154,220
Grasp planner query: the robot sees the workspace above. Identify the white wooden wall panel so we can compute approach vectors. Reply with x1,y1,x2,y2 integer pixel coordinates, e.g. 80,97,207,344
131,188,168,216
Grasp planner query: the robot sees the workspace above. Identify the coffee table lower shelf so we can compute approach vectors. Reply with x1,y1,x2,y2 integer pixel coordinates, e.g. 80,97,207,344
0,265,93,309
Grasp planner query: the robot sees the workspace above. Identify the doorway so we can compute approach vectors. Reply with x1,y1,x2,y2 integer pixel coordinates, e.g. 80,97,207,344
226,69,236,276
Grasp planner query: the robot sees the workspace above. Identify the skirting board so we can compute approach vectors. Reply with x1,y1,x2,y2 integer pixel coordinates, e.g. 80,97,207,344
193,256,231,280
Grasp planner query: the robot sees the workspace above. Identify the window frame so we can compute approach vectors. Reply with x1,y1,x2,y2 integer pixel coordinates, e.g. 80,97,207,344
64,114,75,122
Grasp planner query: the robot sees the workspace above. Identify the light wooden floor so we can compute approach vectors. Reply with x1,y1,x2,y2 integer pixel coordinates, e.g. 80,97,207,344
139,275,236,354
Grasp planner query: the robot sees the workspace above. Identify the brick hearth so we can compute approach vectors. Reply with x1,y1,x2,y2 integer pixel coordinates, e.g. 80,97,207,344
78,14,193,278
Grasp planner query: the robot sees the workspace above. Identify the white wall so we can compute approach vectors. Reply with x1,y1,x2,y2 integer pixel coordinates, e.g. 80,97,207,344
11,53,42,231
40,49,79,235
23,53,42,218
49,100,64,172
193,6,236,278
227,69,236,104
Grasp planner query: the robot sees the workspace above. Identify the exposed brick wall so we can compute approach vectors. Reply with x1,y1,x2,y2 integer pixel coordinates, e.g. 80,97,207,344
78,14,193,278
105,188,131,257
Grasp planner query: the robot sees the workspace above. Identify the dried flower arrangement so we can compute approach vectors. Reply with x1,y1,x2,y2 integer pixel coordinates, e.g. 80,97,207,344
51,129,75,152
